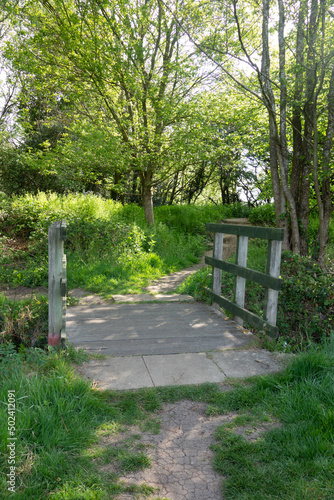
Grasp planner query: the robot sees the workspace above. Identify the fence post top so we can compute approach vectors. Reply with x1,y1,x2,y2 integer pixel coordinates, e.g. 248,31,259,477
48,220,67,240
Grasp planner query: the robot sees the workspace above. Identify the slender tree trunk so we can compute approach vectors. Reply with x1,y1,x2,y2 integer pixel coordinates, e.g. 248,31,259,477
110,171,122,201
317,67,334,265
291,1,305,214
298,0,319,255
168,173,179,204
277,0,301,254
267,105,289,248
141,171,155,225
261,0,299,252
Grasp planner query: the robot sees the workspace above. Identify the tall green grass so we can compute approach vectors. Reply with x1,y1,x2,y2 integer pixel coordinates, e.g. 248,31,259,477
210,336,334,499
0,295,48,349
1,337,333,498
0,346,161,499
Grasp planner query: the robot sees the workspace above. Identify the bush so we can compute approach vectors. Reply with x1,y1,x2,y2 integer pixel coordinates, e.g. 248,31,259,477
0,193,132,288
0,192,124,238
278,252,334,346
241,249,334,347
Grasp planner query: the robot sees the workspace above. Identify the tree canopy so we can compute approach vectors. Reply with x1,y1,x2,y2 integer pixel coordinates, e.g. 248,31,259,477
6,0,218,224
0,0,333,261
187,0,334,261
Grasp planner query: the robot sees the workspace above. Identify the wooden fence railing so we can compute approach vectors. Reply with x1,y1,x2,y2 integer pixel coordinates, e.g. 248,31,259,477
205,223,284,337
48,220,67,347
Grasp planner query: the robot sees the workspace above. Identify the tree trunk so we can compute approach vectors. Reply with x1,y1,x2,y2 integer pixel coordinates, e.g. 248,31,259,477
298,0,319,255
317,67,334,265
268,113,289,249
290,1,305,217
168,173,179,204
262,0,300,253
141,171,155,225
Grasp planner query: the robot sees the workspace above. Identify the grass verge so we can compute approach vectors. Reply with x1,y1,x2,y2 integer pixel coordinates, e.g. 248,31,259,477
210,336,334,499
1,338,334,499
0,345,161,499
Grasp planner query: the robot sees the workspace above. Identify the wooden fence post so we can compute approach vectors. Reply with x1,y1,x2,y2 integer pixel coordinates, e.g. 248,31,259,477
264,239,282,330
212,232,224,310
48,220,67,348
234,235,248,326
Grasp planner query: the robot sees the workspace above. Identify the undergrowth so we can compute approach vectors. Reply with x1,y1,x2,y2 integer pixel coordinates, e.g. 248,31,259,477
0,295,48,349
0,192,246,295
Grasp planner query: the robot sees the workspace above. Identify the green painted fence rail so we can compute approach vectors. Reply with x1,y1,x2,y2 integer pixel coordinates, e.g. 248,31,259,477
205,256,282,291
205,223,284,338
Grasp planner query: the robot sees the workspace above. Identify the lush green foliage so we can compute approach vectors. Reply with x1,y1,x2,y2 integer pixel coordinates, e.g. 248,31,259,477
248,203,276,226
5,0,228,224
0,192,248,295
155,202,250,234
278,252,334,346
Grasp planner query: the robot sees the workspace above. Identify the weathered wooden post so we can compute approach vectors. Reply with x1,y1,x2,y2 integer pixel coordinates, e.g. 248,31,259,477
264,239,282,329
212,232,224,310
48,220,67,348
234,235,248,326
